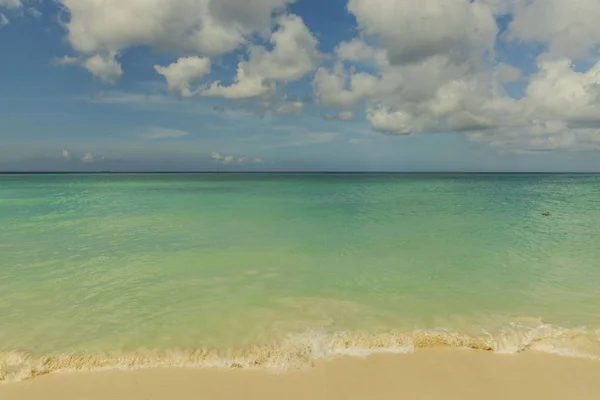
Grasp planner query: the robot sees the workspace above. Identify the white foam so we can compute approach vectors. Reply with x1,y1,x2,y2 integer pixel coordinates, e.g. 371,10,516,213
2,322,599,383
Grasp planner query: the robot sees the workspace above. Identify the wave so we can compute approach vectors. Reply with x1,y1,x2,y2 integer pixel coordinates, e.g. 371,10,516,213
2,322,599,383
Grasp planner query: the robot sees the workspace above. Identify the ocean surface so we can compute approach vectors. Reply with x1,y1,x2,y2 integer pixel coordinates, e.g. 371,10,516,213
1,173,600,381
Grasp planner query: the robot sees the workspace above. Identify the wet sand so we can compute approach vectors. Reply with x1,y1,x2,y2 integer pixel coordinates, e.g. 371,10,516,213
2,349,600,400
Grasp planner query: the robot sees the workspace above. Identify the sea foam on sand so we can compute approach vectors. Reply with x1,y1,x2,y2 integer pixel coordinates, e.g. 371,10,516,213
2,323,599,383
2,349,600,400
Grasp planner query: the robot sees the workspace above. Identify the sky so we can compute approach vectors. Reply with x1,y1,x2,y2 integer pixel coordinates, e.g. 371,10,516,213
1,0,600,172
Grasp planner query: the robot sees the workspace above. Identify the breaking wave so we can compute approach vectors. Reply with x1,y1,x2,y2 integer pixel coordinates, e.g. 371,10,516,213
2,322,599,383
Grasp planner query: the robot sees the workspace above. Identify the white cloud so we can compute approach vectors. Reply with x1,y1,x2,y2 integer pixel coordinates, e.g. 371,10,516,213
56,52,123,84
462,59,600,152
203,62,274,99
52,0,295,83
244,14,321,82
468,123,600,153
313,62,380,109
366,107,414,135
211,152,263,165
348,0,497,65
155,57,211,98
363,74,522,135
208,0,291,36
81,152,94,163
360,56,600,152
139,127,190,140
54,56,79,66
11,0,600,154
272,99,304,116
508,0,600,60
309,0,600,153
82,52,123,84
315,51,475,113
336,38,388,66
523,59,600,123
0,13,8,27
28,8,41,18
0,0,21,8
58,0,293,56
61,150,70,160
203,14,321,99
495,63,522,83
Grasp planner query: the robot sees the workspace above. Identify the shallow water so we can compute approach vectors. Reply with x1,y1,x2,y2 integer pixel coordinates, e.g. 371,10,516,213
1,173,600,380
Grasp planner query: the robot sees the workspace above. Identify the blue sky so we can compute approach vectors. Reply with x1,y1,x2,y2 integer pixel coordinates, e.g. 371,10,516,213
1,0,600,172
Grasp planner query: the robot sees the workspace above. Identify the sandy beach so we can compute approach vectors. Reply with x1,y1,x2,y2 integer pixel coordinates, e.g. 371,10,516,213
2,350,600,400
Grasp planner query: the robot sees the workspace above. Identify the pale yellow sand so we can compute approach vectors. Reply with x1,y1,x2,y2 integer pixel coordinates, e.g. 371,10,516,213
2,350,600,400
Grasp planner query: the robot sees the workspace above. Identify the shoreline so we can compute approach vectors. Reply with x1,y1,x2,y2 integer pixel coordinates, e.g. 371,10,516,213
2,350,600,400
2,322,599,383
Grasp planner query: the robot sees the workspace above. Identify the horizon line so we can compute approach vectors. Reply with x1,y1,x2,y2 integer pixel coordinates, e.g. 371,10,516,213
1,171,599,175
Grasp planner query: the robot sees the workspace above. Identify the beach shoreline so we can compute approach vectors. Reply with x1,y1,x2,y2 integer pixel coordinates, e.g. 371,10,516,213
2,349,600,400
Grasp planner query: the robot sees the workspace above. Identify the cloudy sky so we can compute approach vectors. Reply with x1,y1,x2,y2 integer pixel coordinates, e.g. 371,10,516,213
1,0,600,172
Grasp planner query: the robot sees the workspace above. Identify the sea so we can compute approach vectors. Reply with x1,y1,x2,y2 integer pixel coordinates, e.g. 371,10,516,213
1,173,600,381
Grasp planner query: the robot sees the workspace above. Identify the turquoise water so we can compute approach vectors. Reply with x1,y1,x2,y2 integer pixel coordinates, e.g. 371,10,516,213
1,173,600,380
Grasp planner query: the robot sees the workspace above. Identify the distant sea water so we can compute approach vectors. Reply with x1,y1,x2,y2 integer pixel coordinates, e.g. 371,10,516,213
1,173,600,381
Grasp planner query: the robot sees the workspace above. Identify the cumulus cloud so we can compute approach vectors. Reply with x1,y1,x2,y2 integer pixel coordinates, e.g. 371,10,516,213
523,59,600,123
0,0,21,8
439,59,600,151
211,152,263,165
28,7,41,18
60,150,107,164
0,13,8,27
82,52,123,84
55,52,123,84
155,57,211,98
336,38,385,65
495,62,522,82
273,99,304,116
81,152,94,163
203,14,321,99
54,56,78,66
348,0,497,65
51,0,296,83
242,14,321,82
208,0,291,36
468,123,600,153
139,127,190,140
311,0,600,152
508,0,600,60
313,62,380,109
468,59,600,152
13,0,600,154
363,73,522,135
59,0,293,56
203,62,273,99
